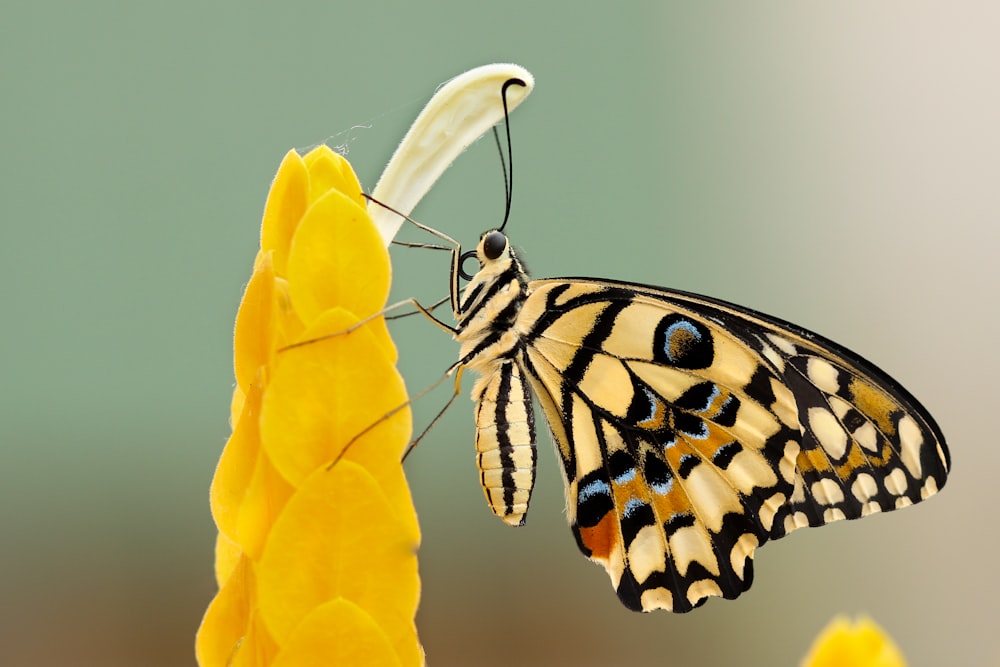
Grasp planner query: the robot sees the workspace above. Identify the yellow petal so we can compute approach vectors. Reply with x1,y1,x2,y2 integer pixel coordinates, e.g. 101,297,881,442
233,252,276,394
230,384,246,429
260,151,310,277
256,461,420,666
212,368,298,559
259,308,411,496
286,189,390,324
232,254,307,395
271,598,408,667
801,615,907,667
303,145,365,209
234,446,296,561
211,381,264,544
213,531,242,588
195,554,253,667
227,610,280,667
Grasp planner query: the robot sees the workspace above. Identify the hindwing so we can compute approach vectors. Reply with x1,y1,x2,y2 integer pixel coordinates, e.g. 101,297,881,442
514,278,949,613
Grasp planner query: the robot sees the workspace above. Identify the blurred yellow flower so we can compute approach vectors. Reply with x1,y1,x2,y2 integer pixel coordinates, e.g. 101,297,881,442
196,146,421,667
801,615,907,667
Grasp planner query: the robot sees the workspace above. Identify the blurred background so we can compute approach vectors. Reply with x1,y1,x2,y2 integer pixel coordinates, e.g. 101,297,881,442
2,2,997,665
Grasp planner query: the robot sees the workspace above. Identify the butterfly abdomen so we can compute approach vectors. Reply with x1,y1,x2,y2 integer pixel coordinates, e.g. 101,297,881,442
472,361,538,526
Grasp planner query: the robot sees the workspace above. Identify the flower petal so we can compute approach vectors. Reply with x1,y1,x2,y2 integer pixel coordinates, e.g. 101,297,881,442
213,531,242,589
256,461,420,665
370,63,534,244
800,615,907,667
286,189,390,324
196,554,254,667
271,598,407,667
227,610,280,667
211,379,296,559
260,151,309,277
232,252,276,394
211,381,264,544
259,308,410,493
302,145,365,209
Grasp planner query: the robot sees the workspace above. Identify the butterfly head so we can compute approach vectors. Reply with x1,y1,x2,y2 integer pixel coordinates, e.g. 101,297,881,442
480,229,509,262
455,229,530,321
460,229,519,280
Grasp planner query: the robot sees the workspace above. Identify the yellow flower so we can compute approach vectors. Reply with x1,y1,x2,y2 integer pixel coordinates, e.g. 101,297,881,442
801,615,908,667
196,63,533,667
196,146,420,667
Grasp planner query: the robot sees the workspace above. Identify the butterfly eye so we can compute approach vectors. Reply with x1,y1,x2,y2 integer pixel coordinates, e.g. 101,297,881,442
459,250,480,280
483,230,507,260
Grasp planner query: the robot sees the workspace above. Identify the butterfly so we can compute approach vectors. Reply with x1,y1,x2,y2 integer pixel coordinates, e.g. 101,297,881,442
420,223,951,614
384,77,949,613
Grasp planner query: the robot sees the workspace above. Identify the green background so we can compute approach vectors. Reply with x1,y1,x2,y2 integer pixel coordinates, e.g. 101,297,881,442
3,2,997,665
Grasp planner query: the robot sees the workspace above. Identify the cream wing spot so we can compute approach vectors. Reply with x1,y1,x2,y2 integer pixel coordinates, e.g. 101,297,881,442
640,588,674,612
854,421,879,452
686,579,723,605
806,357,841,394
681,463,743,533
779,441,800,483
808,407,849,460
766,333,798,356
811,478,845,506
862,501,883,516
729,534,759,580
851,473,879,503
785,511,810,533
823,508,847,522
720,448,778,497
898,414,925,479
760,342,786,374
758,492,786,533
790,476,807,505
668,525,719,577
771,380,800,429
828,395,852,420
885,468,909,496
627,525,667,583
570,395,604,476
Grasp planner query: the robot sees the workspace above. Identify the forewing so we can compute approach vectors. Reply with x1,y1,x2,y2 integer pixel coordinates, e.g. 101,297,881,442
516,278,949,613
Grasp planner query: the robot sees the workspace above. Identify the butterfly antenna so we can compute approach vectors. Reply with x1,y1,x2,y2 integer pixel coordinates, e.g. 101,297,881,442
496,77,525,232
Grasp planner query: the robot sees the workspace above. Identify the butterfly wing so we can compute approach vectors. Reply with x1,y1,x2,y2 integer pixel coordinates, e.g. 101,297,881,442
513,278,949,613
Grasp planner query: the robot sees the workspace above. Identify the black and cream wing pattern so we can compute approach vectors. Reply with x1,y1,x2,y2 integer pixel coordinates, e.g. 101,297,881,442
453,230,950,613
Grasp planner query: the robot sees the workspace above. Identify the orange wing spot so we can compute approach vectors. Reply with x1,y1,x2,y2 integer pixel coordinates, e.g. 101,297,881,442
637,396,668,430
611,474,654,520
704,388,733,418
799,446,833,474
650,482,689,522
849,379,897,435
835,440,892,479
680,421,737,462
578,513,618,562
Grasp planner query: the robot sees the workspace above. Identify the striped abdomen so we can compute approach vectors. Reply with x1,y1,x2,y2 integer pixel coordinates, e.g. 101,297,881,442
473,360,537,526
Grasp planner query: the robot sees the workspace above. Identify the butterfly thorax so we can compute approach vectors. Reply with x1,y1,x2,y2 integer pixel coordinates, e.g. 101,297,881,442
453,232,531,380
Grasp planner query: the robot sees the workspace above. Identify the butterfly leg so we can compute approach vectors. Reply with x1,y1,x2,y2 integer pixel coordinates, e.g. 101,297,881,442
278,297,457,355
401,366,466,461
